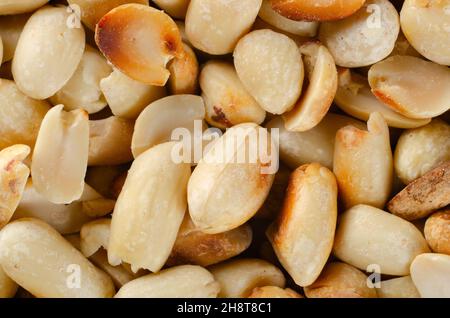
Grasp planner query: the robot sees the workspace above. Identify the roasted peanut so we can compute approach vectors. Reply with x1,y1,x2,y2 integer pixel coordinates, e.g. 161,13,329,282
0,266,17,298
424,209,450,255
0,0,49,15
0,14,29,63
168,43,198,95
153,0,190,19
377,276,420,298
248,286,302,298
410,253,450,298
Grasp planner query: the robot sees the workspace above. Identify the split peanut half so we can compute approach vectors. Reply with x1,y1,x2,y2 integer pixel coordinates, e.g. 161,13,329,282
80,218,111,258
410,253,450,298
168,43,198,95
424,209,450,255
153,0,190,19
95,4,183,86
0,14,29,63
248,286,302,298
0,266,17,298
377,276,420,298
0,0,49,15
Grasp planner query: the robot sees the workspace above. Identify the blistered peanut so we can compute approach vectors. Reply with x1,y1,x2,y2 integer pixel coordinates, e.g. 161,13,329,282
283,41,337,132
411,253,450,298
0,218,115,298
377,276,420,298
95,4,183,86
267,163,338,287
0,14,29,63
335,69,431,129
248,286,302,298
12,6,85,100
319,0,400,68
115,265,219,298
108,142,191,273
0,0,49,15
100,68,166,119
388,161,450,221
80,218,111,257
304,262,377,298
168,43,198,95
0,266,17,298
368,55,450,119
209,259,285,298
333,205,430,276
50,46,112,114
401,0,450,66
394,120,450,184
89,116,134,166
167,215,252,267
200,60,266,129
234,29,304,115
153,0,190,19
333,112,393,209
424,210,450,255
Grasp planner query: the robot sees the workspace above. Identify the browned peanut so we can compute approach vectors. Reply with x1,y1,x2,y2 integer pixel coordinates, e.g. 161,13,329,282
0,14,29,63
410,253,450,298
168,43,198,95
0,0,49,15
424,209,450,255
377,276,420,298
248,286,302,298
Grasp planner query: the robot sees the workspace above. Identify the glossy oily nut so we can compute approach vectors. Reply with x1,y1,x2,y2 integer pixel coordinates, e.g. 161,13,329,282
188,123,277,234
0,218,115,298
168,43,199,95
401,0,450,66
424,209,450,255
410,253,450,298
335,69,431,129
153,0,190,19
394,120,450,184
115,265,219,298
0,79,50,149
89,116,134,166
0,267,17,298
267,163,338,287
304,262,377,298
248,286,302,298
50,46,112,114
387,161,450,221
95,4,183,86
209,259,285,298
319,0,400,68
132,95,205,158
234,29,304,115
270,0,365,21
100,68,166,119
0,144,30,228
31,105,89,204
283,41,337,132
333,112,393,209
67,0,149,31
377,276,420,298
0,0,49,15
167,216,252,267
12,6,85,100
266,114,365,170
258,0,318,37
200,60,266,129
368,55,450,119
108,142,191,273
333,205,430,276
186,0,262,55
0,14,29,63
80,219,111,258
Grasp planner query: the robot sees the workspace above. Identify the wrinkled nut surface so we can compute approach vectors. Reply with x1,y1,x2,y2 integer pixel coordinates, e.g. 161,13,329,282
335,69,431,129
410,253,450,298
333,112,393,209
0,0,49,15
167,216,252,267
424,209,450,255
108,142,191,273
89,116,134,166
186,0,262,55
387,161,450,221
0,266,18,298
209,259,285,298
115,265,220,298
0,14,29,63
267,163,338,287
401,0,450,66
188,124,276,234
132,95,205,158
258,0,318,37
50,46,112,114
12,6,85,100
0,218,115,298
270,0,366,21
304,262,377,298
80,218,111,257
168,43,198,95
377,276,420,298
283,41,337,132
394,120,450,184
333,205,430,276
100,68,166,119
319,0,400,68
95,4,183,86
153,0,190,19
248,286,302,298
234,29,304,115
368,55,450,119
31,105,89,204
200,60,266,129
0,144,30,228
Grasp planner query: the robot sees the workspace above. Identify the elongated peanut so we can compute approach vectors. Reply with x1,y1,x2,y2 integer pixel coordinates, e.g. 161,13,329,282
108,142,191,273
0,14,28,63
424,209,450,255
168,43,198,95
410,253,450,298
80,218,111,258
0,218,115,298
0,0,49,15
0,266,17,298
377,276,420,298
248,286,302,298
12,6,85,100
153,0,190,19
333,205,430,276
267,163,338,287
